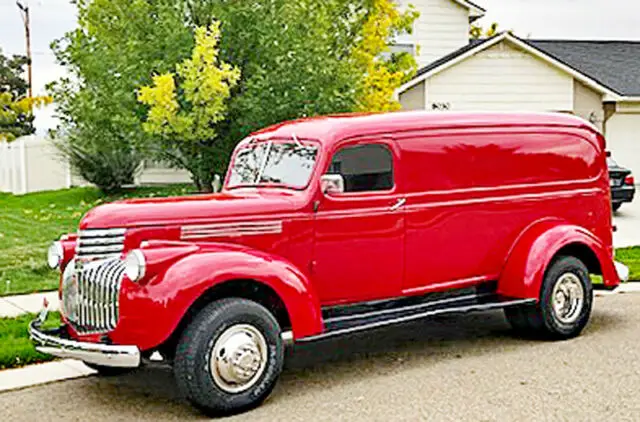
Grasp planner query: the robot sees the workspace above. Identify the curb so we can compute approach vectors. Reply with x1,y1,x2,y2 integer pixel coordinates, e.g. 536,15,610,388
0,359,96,393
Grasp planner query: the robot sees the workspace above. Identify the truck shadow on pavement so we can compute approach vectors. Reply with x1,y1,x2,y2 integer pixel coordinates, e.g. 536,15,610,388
78,308,623,418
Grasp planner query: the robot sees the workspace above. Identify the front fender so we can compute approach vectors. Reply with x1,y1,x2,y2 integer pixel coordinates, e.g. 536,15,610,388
111,243,323,350
497,219,619,300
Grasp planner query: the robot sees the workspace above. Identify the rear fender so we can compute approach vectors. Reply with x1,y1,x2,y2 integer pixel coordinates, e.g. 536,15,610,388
114,243,323,350
497,219,620,300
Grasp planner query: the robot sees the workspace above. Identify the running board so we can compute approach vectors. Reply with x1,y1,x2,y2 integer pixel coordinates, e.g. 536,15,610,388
297,294,536,343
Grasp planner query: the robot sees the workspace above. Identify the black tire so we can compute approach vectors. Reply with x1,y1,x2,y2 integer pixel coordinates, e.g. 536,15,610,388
83,362,135,376
505,255,593,340
612,202,622,212
174,298,284,417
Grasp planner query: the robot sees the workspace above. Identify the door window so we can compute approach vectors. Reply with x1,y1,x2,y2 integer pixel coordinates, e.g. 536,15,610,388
327,144,394,193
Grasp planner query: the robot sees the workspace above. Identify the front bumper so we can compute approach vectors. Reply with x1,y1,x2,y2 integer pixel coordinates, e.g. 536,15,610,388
29,319,141,368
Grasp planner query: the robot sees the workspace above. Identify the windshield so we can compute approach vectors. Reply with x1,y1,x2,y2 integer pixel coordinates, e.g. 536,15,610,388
227,141,319,189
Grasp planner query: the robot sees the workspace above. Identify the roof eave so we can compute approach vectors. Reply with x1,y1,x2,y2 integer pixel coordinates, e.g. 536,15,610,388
397,32,622,101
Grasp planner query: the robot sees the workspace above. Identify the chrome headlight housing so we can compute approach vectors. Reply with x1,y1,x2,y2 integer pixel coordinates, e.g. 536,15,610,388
47,241,64,269
124,250,146,282
60,259,78,320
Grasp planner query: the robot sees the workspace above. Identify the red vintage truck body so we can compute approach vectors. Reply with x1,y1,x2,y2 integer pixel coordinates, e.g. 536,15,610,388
46,111,622,351
33,112,625,416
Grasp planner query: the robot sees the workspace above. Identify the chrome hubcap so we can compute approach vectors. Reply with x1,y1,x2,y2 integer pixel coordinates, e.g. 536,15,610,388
551,273,585,324
210,324,268,393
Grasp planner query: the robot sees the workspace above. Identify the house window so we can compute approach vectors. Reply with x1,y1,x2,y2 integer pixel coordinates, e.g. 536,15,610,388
328,144,394,192
389,43,416,56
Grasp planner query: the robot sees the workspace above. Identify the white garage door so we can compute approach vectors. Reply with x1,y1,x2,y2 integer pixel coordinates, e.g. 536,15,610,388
606,113,640,179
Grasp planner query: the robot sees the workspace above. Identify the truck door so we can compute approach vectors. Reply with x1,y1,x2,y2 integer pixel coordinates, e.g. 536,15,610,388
312,138,405,304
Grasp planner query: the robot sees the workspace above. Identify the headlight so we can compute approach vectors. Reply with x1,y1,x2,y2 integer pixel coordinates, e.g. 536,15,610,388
47,241,64,269
124,250,146,282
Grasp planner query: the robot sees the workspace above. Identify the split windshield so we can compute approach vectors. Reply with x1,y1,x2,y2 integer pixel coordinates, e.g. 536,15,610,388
227,140,319,189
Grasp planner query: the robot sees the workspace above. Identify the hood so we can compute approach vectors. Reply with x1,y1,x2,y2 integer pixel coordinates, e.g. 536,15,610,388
79,190,300,229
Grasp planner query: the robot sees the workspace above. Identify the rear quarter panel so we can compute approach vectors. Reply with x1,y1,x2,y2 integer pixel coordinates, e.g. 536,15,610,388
399,125,611,291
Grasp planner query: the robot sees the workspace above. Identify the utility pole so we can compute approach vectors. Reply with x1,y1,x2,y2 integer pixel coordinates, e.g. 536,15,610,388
16,1,32,98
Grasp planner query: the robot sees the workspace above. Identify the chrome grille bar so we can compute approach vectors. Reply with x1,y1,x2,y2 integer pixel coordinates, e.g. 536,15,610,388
65,227,127,334
76,228,126,260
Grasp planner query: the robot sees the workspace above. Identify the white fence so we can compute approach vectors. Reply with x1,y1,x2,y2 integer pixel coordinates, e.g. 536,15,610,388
0,136,190,195
0,136,71,195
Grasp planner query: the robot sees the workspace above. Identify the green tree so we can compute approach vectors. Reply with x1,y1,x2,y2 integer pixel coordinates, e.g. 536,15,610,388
54,0,417,192
140,0,418,190
49,0,194,192
0,49,51,141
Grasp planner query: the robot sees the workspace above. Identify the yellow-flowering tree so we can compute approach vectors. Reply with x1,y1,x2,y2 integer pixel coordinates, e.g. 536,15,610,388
0,94,52,142
352,0,419,112
0,50,52,142
138,23,240,191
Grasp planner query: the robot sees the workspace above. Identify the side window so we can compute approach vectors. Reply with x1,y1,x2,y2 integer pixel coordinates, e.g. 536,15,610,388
328,144,394,193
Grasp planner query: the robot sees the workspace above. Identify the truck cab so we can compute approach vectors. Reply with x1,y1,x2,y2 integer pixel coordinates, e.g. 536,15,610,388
32,111,627,416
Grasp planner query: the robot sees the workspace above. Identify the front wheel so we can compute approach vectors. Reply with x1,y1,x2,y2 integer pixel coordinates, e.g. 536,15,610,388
174,298,284,416
505,255,593,340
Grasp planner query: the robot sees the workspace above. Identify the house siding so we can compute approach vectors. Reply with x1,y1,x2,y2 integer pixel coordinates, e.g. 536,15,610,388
398,0,470,67
426,41,574,112
573,80,604,131
399,81,426,110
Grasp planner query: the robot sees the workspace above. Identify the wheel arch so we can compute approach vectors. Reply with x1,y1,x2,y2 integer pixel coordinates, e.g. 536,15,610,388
161,279,293,357
497,219,619,300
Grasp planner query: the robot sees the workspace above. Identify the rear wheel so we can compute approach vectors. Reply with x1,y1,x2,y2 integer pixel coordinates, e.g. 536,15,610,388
174,298,284,416
612,202,622,212
505,255,593,340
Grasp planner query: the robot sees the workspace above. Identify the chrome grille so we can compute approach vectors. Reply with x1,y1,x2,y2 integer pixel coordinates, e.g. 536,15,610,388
64,257,125,334
76,228,126,260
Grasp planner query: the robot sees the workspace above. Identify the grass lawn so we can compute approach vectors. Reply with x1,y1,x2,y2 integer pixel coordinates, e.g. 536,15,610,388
0,185,192,297
616,246,640,281
0,311,61,369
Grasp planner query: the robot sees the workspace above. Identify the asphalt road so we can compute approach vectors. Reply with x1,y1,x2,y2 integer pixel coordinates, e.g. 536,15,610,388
2,292,640,422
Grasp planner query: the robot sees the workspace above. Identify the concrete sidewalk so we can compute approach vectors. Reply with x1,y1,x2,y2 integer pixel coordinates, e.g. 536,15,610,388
0,360,96,393
0,291,59,318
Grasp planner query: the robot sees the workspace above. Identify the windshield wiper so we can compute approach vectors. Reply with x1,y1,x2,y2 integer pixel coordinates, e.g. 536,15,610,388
254,141,273,184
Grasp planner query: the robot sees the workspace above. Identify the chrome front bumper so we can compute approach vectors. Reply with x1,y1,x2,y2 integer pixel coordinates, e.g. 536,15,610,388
29,320,141,368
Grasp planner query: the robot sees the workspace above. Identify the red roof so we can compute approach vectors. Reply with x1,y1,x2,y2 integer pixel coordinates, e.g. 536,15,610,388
250,111,599,147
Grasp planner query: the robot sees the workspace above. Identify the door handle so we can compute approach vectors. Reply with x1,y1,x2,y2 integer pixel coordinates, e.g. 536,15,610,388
390,198,406,211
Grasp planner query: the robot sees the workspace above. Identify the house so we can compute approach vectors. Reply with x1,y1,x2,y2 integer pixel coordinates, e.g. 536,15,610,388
396,0,640,175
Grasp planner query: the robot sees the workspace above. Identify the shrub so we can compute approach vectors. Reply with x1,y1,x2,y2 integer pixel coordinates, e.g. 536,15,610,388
54,137,141,193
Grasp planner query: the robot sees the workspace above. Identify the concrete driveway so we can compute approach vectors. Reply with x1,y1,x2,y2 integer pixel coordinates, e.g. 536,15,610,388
613,196,640,247
2,292,640,421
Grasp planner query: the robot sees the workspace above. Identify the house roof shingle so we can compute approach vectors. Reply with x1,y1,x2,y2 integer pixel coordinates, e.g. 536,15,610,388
526,40,640,96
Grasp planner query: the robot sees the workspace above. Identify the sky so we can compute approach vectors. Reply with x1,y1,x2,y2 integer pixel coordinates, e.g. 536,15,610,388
1,0,640,133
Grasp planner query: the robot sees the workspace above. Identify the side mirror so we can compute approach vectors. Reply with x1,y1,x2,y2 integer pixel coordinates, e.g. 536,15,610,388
320,174,345,195
213,174,222,193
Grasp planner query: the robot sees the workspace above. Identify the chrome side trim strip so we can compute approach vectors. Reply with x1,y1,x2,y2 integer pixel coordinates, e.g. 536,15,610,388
181,221,283,239
29,321,140,368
